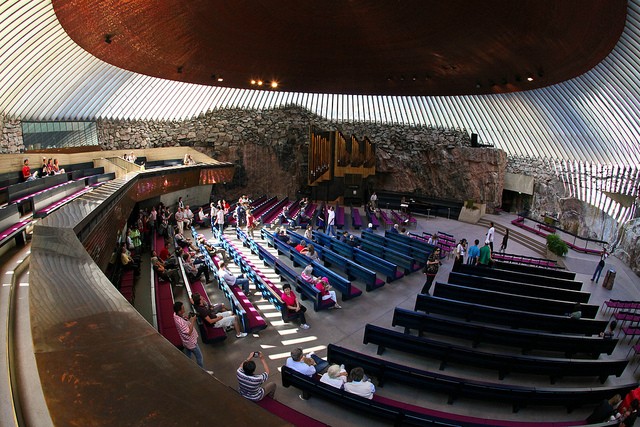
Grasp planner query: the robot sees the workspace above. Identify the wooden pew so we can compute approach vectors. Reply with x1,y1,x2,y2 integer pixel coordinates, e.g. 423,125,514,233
363,324,628,383
433,282,599,318
392,307,618,357
327,344,635,413
415,294,608,335
452,263,583,291
447,271,591,303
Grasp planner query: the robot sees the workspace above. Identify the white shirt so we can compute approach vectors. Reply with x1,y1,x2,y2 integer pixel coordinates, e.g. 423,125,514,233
327,209,335,225
285,357,315,376
320,373,346,389
486,226,495,243
344,380,375,399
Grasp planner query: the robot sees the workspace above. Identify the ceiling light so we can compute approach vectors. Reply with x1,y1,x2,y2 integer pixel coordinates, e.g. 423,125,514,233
104,34,113,44
217,77,224,82
527,76,534,82
250,80,256,85
257,80,263,86
270,81,278,88
177,66,183,74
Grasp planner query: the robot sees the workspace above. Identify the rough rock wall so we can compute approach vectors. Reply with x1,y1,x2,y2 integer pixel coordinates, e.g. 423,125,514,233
0,114,23,154
615,218,640,276
93,106,506,209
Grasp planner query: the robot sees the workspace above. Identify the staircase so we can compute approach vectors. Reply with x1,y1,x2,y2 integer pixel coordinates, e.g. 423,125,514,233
477,218,547,257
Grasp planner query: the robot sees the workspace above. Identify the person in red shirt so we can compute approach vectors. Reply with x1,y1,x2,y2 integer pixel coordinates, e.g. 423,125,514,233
158,242,170,262
314,276,341,309
281,284,309,329
21,159,35,181
294,241,308,254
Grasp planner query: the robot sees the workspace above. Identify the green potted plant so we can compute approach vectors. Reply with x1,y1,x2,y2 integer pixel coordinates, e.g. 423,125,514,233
546,234,568,258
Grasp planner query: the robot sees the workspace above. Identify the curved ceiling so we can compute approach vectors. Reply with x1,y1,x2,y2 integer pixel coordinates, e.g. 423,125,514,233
52,0,626,96
1,0,640,172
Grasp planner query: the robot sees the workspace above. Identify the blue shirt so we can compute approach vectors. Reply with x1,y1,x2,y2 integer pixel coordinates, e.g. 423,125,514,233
467,245,480,258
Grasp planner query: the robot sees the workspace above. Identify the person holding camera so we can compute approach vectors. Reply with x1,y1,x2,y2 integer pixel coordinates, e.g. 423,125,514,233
421,248,442,294
237,351,276,401
172,301,212,373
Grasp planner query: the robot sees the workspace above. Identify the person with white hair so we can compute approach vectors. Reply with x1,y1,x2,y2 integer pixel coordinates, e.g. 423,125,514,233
364,223,374,233
320,364,348,388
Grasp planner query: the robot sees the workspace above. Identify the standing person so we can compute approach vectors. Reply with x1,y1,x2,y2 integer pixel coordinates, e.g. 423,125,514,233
246,209,256,238
281,284,310,329
172,301,212,373
477,241,493,266
370,192,378,210
214,205,225,237
237,351,276,401
454,239,466,267
499,229,509,253
175,207,185,234
486,222,495,252
591,248,609,284
467,239,480,265
421,248,442,294
326,206,336,236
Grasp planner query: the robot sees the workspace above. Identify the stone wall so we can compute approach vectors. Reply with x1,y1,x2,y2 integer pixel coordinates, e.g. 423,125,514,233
2,107,638,275
0,114,23,154
94,106,506,209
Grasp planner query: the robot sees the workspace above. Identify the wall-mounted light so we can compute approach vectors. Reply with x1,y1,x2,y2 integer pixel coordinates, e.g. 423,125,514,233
104,34,113,44
177,66,183,74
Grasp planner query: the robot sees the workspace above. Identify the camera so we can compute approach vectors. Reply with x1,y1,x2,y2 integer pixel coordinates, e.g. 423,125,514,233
253,351,260,357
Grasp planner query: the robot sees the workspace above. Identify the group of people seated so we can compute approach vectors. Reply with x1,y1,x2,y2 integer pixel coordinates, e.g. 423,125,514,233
21,157,65,181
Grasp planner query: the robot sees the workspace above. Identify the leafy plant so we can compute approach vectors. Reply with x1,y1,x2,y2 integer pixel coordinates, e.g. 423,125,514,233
546,234,568,257
465,199,478,210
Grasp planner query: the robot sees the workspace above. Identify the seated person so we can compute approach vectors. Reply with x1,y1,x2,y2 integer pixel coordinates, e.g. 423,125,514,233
285,347,329,376
294,240,309,254
22,158,37,181
388,224,400,234
601,320,617,339
281,284,309,329
300,264,318,284
316,276,341,309
303,225,313,241
346,234,359,248
364,223,374,233
192,293,246,338
150,250,181,285
306,244,319,261
219,262,251,294
320,364,348,389
182,252,210,283
276,228,291,245
194,207,209,227
120,247,140,275
344,367,375,399
52,158,65,174
198,235,230,264
568,303,582,320
237,351,276,401
279,206,295,227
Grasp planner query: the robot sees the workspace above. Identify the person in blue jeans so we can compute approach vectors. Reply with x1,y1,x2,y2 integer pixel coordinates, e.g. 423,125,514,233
591,249,609,283
326,206,336,236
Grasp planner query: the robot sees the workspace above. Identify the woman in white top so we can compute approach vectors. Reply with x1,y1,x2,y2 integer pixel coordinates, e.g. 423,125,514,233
320,364,347,389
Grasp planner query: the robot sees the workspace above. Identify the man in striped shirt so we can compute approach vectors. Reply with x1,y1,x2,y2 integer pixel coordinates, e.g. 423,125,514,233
173,301,212,374
237,351,276,401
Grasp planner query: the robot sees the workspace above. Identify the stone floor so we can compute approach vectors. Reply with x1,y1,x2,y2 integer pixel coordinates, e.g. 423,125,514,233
154,212,640,426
